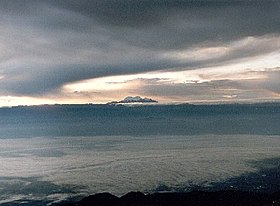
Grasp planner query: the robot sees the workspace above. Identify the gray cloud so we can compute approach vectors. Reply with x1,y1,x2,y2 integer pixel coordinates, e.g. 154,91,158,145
0,0,279,97
51,0,280,47
128,69,280,102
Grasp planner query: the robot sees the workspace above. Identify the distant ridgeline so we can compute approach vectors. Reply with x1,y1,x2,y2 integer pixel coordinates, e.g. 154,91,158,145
108,96,158,104
0,102,279,138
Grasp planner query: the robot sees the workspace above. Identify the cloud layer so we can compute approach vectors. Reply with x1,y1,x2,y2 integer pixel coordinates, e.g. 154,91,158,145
0,0,279,104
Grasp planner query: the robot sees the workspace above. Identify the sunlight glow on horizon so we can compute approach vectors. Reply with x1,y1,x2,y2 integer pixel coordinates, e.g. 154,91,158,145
63,52,279,93
1,36,279,106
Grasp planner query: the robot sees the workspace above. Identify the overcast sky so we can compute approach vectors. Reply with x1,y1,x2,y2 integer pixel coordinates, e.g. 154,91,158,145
0,0,279,106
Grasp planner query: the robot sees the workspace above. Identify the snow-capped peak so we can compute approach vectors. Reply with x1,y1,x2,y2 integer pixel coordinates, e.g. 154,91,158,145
108,96,158,104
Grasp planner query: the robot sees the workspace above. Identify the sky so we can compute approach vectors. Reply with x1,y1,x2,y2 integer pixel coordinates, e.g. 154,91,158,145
0,0,279,106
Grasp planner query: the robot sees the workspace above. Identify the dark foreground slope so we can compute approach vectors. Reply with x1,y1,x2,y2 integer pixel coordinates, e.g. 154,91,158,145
55,191,280,206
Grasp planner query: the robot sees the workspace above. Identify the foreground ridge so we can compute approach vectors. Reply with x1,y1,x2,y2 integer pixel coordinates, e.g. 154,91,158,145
55,190,280,206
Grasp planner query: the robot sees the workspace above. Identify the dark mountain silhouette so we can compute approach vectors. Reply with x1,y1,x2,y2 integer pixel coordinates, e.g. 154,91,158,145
53,190,280,206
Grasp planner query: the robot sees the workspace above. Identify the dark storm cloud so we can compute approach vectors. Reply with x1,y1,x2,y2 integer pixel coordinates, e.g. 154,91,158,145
0,0,279,96
47,0,280,49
